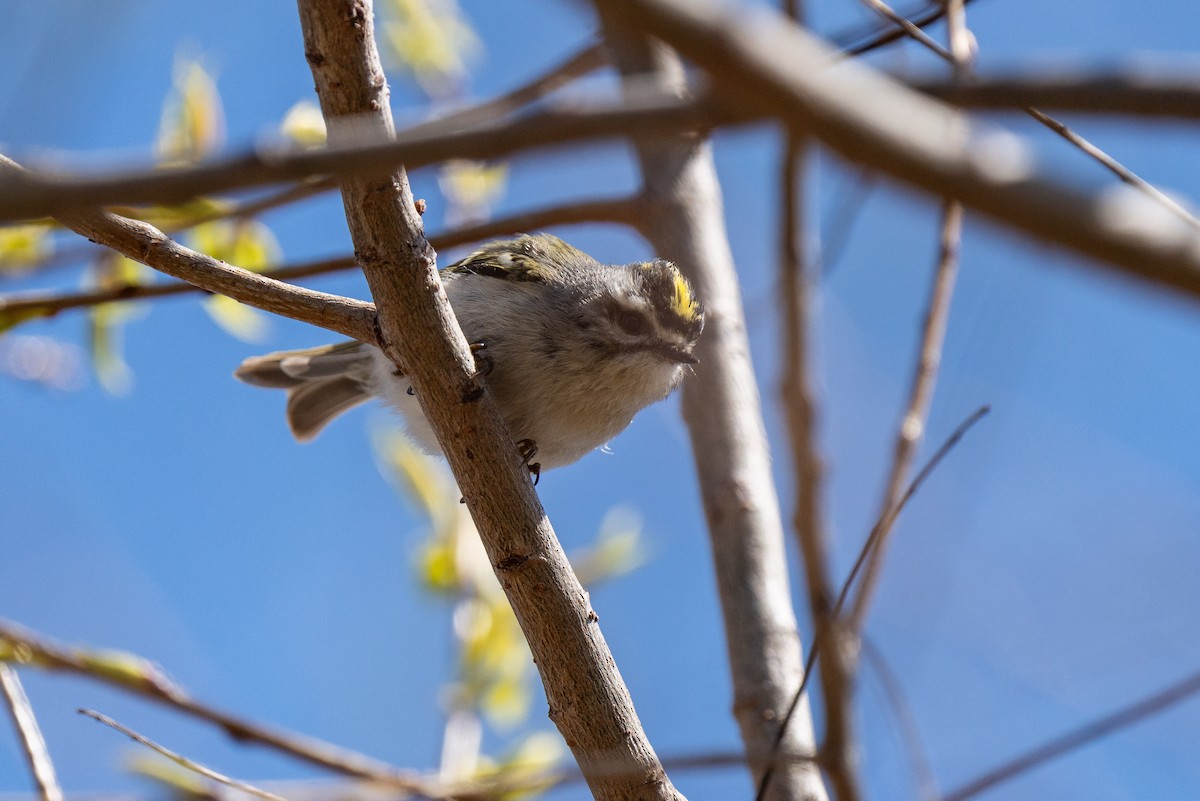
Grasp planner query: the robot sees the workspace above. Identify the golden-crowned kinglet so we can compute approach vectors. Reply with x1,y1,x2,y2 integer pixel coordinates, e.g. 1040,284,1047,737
235,233,704,475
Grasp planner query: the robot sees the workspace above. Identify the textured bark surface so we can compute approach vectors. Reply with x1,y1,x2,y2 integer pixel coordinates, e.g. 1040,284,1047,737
596,15,827,801
294,3,683,799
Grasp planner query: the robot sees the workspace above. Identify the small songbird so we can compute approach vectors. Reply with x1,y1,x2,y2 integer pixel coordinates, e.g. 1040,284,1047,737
235,233,704,476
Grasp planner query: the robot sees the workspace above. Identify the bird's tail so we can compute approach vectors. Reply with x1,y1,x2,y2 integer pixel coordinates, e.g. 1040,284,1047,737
235,341,375,441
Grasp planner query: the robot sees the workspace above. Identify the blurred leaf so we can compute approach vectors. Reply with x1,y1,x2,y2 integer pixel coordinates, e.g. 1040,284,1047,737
379,0,480,96
418,538,459,593
87,256,151,395
375,428,449,521
126,753,209,798
189,219,279,270
458,596,532,727
157,57,225,163
77,649,176,694
118,197,232,231
188,220,279,342
280,100,327,147
572,507,646,586
204,295,268,342
479,731,564,800
480,673,531,729
440,159,507,224
0,224,53,273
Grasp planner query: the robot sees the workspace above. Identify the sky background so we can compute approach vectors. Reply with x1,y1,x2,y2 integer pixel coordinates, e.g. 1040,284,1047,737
3,1,1200,800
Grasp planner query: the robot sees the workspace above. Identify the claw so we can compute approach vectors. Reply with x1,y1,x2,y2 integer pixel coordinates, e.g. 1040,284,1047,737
469,340,494,378
516,438,541,486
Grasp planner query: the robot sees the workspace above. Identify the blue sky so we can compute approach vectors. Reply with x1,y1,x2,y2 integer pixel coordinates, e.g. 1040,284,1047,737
3,2,1200,800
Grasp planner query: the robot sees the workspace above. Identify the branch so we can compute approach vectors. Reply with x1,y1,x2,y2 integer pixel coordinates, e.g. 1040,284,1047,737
0,195,641,319
0,154,377,342
595,11,827,801
294,3,680,800
838,0,978,56
0,620,428,789
402,43,608,137
80,709,288,801
761,406,990,801
857,0,1200,228
941,666,1200,801
848,0,969,631
0,665,63,801
0,93,727,224
595,0,1200,305
914,71,1200,119
773,6,859,801
777,71,859,801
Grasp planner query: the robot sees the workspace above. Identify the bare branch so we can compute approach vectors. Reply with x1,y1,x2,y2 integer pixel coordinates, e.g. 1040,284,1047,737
763,406,990,801
0,665,63,801
80,709,289,801
838,0,978,56
857,0,1200,228
849,198,962,628
0,195,641,319
0,620,428,789
0,154,377,342
403,43,608,137
913,71,1200,119
595,12,827,801
294,3,681,800
774,5,858,799
0,93,726,224
595,0,1200,304
941,667,1200,801
858,639,940,801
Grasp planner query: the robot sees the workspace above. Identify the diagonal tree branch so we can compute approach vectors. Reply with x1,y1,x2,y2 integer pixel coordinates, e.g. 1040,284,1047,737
857,0,1199,229
0,664,63,801
595,10,827,801
0,154,378,343
0,195,642,320
293,3,681,800
941,666,1200,801
848,0,970,633
0,620,433,789
0,93,726,225
593,0,1200,304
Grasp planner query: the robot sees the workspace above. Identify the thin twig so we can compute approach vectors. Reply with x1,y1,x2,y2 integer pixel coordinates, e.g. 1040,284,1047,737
0,620,429,789
777,4,857,799
859,638,940,801
848,0,970,631
941,667,1200,801
847,205,962,632
0,155,378,343
598,8,826,801
0,665,63,801
402,43,608,138
0,194,641,319
79,709,289,801
758,406,991,801
838,0,978,56
857,0,1200,229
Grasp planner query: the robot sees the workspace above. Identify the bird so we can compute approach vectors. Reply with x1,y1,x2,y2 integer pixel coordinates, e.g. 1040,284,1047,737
234,233,704,476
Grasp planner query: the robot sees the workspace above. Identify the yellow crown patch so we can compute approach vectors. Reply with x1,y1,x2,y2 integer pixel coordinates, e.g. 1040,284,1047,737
670,268,700,322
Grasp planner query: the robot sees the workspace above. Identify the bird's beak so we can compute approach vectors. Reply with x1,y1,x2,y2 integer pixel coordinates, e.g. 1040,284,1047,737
656,344,699,365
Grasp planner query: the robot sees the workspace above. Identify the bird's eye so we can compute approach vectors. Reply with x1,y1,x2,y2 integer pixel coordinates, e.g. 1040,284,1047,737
615,309,647,336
